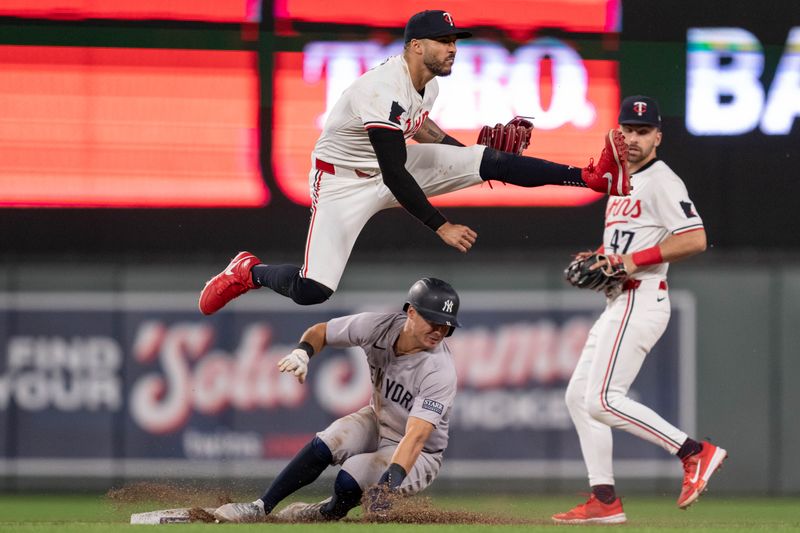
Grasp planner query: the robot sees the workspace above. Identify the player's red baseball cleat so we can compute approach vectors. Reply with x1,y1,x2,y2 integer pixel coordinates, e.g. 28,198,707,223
551,494,627,525
199,251,261,315
677,441,728,509
581,129,631,196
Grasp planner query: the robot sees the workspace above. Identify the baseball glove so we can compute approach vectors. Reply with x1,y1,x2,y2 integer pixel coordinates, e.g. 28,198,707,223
477,116,534,155
564,252,627,295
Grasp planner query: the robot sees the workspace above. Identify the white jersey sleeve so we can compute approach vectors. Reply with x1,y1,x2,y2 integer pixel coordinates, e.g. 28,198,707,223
312,55,439,169
354,79,406,132
650,175,704,236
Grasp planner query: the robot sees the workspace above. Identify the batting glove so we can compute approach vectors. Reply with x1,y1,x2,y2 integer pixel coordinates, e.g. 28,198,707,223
277,349,310,384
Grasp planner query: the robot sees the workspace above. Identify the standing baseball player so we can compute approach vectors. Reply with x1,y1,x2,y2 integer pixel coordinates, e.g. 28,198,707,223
198,9,631,315
554,95,727,525
213,278,461,522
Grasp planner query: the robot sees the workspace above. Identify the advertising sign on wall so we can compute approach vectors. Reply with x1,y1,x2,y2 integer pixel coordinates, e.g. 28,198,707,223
0,291,695,480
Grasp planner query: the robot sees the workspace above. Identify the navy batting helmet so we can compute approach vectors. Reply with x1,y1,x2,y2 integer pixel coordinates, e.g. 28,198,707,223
402,278,461,336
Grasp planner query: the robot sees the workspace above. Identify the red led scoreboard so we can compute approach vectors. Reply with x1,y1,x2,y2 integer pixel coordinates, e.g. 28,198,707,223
0,1,259,22
1,0,619,208
0,46,265,207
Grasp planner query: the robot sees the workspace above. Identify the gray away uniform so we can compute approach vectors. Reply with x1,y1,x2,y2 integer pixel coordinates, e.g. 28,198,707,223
317,312,457,494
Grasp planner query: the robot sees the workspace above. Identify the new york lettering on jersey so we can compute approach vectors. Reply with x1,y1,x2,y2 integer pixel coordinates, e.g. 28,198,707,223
384,377,414,410
370,362,447,415
369,361,409,409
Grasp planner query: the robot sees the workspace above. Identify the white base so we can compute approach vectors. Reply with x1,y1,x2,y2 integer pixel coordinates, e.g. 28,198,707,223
130,508,216,525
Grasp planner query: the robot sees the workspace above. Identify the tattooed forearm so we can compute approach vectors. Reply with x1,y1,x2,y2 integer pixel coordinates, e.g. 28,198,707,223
413,118,446,143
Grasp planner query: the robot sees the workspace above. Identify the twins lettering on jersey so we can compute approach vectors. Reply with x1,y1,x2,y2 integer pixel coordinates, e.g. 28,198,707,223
606,197,642,221
606,197,699,224
387,101,429,137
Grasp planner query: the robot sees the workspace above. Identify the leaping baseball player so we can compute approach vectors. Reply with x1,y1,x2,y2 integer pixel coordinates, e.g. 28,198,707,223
556,95,727,524
199,9,631,315
213,278,462,522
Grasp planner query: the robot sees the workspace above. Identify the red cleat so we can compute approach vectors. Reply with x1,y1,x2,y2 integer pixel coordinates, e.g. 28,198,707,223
199,251,261,315
551,494,627,525
677,441,728,509
581,129,631,196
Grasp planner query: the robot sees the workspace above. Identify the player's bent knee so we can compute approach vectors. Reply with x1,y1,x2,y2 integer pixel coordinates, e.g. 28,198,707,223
310,436,334,464
291,278,334,305
586,396,617,421
586,400,605,420
563,382,583,413
321,469,363,520
478,148,510,181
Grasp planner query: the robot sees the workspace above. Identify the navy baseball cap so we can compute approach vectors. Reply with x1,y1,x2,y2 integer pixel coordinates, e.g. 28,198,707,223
404,10,472,43
618,95,662,128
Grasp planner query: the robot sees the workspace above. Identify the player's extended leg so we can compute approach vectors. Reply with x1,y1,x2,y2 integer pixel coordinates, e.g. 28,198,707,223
554,318,627,525
258,436,334,513
198,250,334,314
251,264,333,305
269,407,381,522
273,469,363,522
213,406,380,523
564,321,616,488
584,282,727,508
479,130,629,195
292,170,382,294
276,444,442,522
399,131,629,202
198,168,380,313
273,441,442,522
212,435,333,523
584,284,686,453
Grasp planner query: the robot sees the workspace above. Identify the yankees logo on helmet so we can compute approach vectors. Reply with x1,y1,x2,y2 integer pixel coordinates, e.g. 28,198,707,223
403,278,461,336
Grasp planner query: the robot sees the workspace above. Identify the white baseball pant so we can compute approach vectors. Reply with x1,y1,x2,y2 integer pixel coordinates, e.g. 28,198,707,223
301,144,486,291
564,278,688,486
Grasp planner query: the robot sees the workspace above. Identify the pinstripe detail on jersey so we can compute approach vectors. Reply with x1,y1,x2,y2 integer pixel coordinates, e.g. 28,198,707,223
672,224,704,235
599,289,683,451
301,170,324,278
364,121,402,130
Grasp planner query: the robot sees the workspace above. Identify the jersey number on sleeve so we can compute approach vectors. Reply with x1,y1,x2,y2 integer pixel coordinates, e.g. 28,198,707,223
609,229,635,254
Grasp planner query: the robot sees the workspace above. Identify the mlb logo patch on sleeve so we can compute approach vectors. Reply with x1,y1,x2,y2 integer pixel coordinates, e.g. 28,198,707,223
422,399,444,414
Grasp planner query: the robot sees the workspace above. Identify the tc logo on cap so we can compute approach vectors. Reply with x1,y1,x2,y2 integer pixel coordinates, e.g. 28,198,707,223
442,12,454,26
633,101,648,116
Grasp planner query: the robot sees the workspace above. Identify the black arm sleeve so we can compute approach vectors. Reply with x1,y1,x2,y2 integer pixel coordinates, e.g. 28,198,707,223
368,128,447,231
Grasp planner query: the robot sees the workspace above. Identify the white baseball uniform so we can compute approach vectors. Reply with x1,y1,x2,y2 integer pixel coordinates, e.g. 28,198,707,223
316,311,457,494
564,159,704,486
304,54,485,291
